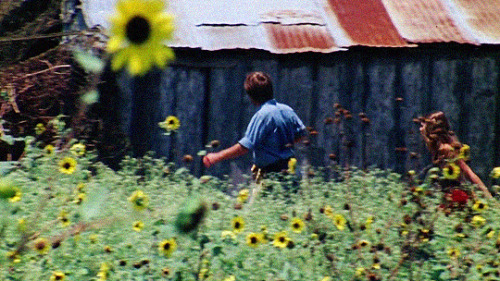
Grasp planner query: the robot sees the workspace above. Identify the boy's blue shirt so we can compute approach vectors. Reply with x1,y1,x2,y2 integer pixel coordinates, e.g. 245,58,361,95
239,99,306,167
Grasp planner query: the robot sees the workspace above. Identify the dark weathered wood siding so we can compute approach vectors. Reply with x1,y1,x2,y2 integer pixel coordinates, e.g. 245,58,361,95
115,46,500,179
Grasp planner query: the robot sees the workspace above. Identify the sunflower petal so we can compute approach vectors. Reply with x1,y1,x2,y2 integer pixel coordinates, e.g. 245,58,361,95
148,0,165,13
128,52,144,75
107,36,124,53
111,50,128,71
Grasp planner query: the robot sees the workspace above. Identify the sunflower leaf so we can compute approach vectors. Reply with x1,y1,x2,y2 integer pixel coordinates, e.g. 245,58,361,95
73,50,105,73
212,245,223,256
81,90,100,105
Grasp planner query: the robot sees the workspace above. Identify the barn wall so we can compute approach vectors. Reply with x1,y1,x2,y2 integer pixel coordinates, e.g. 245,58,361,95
115,47,500,179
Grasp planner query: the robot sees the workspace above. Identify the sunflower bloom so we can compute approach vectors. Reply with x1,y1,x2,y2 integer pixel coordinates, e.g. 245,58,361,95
8,188,21,203
158,238,177,257
97,262,110,281
473,200,488,212
332,214,346,231
442,162,460,180
35,123,46,135
273,231,290,248
33,238,50,254
458,144,470,161
471,215,486,228
221,230,236,241
290,217,305,233
44,144,55,156
74,193,86,205
365,216,374,229
491,167,500,179
128,190,149,211
358,239,370,248
58,210,71,227
323,205,334,218
50,271,66,281
246,232,262,248
231,216,245,233
237,188,249,203
447,247,460,259
288,157,297,174
133,221,144,232
355,267,365,277
70,143,86,156
6,251,21,263
107,0,175,76
159,115,180,132
59,157,77,174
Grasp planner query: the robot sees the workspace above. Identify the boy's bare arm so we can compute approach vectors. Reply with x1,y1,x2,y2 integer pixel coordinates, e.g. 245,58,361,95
203,143,249,168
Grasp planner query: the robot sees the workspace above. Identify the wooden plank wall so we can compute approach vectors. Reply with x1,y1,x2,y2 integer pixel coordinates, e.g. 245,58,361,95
116,47,500,179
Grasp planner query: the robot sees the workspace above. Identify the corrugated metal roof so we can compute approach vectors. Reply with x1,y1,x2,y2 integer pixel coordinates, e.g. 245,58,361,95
448,0,500,44
325,0,408,47
380,0,473,44
81,0,500,54
264,23,337,53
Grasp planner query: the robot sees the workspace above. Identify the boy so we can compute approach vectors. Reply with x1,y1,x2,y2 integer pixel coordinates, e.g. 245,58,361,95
203,71,306,175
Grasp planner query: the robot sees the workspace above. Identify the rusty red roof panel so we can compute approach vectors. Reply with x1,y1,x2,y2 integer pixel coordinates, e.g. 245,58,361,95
450,0,500,44
380,0,472,44
264,23,339,53
326,0,408,47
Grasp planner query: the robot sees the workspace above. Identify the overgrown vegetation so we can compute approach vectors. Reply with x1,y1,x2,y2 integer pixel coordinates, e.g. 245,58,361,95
0,133,499,281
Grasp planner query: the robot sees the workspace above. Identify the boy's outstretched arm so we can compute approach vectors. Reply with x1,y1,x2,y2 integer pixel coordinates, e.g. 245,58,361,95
203,143,249,168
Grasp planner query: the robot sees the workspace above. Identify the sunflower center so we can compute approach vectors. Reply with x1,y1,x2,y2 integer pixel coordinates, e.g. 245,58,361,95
163,243,171,250
279,237,285,243
250,237,257,244
135,197,144,206
234,222,240,229
126,16,151,44
35,241,46,250
63,163,71,169
293,223,300,229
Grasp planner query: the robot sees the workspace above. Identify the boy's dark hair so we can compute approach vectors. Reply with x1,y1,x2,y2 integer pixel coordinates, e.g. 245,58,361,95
244,72,273,104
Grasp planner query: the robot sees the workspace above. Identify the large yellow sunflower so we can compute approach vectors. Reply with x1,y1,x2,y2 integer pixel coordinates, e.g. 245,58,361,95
58,210,71,227
70,143,86,157
273,231,290,248
158,238,177,257
107,0,175,76
237,188,249,203
288,158,297,174
442,162,460,180
447,247,460,259
159,115,180,132
491,167,500,179
231,216,245,233
33,238,50,255
128,190,149,211
458,144,470,161
246,232,262,248
332,214,346,231
473,200,488,212
290,217,305,233
50,271,66,281
59,157,77,174
133,220,144,232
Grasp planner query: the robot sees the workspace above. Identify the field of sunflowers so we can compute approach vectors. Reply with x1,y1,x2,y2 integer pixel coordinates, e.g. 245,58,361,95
2,0,500,280
1,130,500,281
